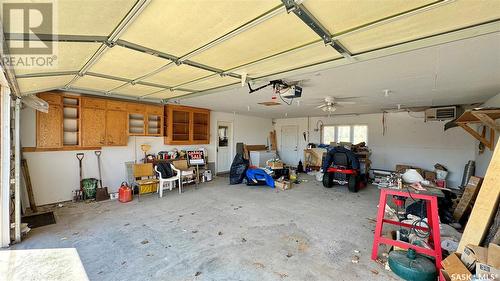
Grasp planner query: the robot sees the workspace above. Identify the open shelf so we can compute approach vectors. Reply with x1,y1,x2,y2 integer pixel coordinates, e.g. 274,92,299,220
62,96,80,146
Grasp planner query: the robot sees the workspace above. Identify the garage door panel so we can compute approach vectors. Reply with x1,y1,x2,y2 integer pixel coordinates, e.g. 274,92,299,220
189,12,321,70
236,42,341,77
187,75,240,91
88,46,167,80
17,75,74,94
113,83,163,97
143,64,213,86
303,0,433,34
72,75,125,92
341,0,500,53
147,89,192,100
120,0,281,57
11,42,101,75
1,0,136,36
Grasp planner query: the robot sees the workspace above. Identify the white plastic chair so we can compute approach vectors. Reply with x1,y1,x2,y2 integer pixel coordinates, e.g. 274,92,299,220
155,164,181,198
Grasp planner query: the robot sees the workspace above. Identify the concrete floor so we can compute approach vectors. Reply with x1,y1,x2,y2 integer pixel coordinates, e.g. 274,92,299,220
7,175,400,281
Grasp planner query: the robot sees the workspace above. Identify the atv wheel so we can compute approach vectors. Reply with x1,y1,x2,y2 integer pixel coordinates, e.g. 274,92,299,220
322,172,333,188
348,175,358,193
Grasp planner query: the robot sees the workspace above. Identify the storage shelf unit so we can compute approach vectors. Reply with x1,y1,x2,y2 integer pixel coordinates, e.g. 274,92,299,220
164,104,210,145
62,96,80,147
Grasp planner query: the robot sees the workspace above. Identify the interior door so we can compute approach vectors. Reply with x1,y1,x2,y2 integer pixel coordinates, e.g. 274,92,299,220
81,107,106,147
280,125,298,166
217,122,232,173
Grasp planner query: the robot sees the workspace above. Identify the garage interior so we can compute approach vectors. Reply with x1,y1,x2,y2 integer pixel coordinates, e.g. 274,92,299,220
0,0,499,280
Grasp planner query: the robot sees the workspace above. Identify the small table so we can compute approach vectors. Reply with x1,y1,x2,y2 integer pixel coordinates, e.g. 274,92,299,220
371,187,444,272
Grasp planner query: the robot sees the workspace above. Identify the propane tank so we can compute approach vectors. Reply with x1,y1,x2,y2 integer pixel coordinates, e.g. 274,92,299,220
118,182,133,203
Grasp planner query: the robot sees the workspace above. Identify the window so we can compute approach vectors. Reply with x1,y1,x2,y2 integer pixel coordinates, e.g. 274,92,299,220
321,125,368,144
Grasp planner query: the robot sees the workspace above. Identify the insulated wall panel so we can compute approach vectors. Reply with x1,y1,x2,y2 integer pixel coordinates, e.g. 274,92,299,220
189,12,320,70
12,42,101,75
120,0,281,56
234,42,341,77
113,83,163,97
143,64,213,87
17,75,74,94
88,46,167,80
72,75,125,92
341,0,500,53
303,0,433,34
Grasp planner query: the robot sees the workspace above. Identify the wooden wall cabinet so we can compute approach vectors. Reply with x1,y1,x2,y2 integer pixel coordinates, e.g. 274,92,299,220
81,106,106,146
106,110,128,146
36,103,63,148
164,105,210,145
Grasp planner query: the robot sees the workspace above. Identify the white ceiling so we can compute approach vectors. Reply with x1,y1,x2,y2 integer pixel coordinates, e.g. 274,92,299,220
180,32,500,118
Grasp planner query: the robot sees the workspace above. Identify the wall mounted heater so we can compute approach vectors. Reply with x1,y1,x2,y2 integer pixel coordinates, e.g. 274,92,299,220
425,106,456,121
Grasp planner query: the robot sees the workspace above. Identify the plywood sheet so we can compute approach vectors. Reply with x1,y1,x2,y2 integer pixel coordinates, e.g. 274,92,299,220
458,138,500,252
88,46,167,80
143,64,213,87
235,41,341,77
1,0,136,36
113,83,163,97
186,75,240,91
72,75,125,92
341,0,500,53
11,42,101,75
17,75,73,94
120,0,281,56
303,0,432,34
190,12,319,70
147,89,192,100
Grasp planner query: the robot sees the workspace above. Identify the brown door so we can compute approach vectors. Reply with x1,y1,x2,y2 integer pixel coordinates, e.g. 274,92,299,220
106,110,128,146
81,107,106,147
37,105,63,148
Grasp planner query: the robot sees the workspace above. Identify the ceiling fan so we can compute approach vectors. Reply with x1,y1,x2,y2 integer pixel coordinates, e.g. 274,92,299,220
312,96,357,113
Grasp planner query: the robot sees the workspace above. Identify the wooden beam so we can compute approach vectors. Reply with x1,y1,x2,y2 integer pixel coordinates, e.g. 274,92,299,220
21,159,37,213
458,138,500,252
472,112,500,132
458,123,493,149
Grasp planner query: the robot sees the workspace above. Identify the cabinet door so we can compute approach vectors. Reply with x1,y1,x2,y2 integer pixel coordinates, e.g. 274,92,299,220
106,110,128,146
81,107,106,147
37,105,62,148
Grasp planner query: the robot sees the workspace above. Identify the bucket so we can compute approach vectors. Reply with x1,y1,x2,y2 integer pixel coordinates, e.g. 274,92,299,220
81,178,98,199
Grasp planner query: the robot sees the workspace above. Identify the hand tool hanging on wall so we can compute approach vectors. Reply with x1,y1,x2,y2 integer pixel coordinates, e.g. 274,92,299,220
74,153,85,201
94,151,109,201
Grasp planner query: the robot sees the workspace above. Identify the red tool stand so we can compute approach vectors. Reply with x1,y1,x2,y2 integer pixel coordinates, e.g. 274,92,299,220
371,188,443,273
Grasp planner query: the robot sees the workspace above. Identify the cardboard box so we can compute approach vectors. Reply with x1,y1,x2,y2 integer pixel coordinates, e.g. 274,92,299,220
275,180,292,191
269,161,284,169
453,176,483,221
424,170,437,181
476,262,500,280
441,253,472,281
488,243,500,268
395,164,411,173
460,244,488,271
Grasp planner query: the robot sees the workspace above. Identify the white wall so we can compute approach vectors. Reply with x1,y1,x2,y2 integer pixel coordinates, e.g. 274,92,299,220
274,112,477,187
21,108,272,206
475,93,500,176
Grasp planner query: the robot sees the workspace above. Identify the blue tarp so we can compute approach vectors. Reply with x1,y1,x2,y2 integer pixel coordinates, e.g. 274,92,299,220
246,168,275,188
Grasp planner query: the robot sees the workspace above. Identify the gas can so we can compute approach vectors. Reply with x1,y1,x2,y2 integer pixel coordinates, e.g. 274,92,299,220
118,182,133,203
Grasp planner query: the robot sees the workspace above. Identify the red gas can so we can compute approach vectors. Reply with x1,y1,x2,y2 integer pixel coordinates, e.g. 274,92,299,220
118,182,133,203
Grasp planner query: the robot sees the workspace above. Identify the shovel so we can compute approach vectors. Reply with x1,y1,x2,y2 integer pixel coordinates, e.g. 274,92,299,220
94,151,109,201
74,153,84,201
